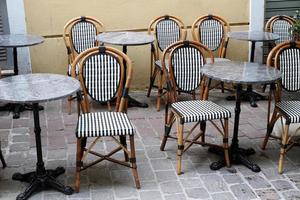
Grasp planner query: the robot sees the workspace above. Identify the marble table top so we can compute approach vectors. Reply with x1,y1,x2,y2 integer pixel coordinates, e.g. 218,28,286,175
96,31,155,46
0,73,80,103
228,31,280,42
0,34,44,48
202,61,281,85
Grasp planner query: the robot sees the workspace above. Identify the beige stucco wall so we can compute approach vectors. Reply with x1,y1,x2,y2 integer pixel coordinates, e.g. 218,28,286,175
24,0,249,90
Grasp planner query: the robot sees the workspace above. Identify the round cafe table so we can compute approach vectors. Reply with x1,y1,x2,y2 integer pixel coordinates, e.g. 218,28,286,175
227,31,280,107
0,34,44,118
96,31,155,108
202,61,281,172
0,73,80,200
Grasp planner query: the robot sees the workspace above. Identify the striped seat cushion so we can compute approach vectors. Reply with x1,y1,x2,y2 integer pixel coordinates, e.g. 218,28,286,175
77,112,135,137
276,101,300,123
171,100,231,123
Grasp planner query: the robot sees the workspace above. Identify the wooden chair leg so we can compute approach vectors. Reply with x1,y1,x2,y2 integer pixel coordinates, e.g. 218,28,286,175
161,111,174,151
223,119,230,167
120,136,129,162
278,124,289,174
0,141,6,168
261,110,278,150
75,138,83,193
67,96,72,115
129,135,140,189
176,119,184,175
156,70,163,111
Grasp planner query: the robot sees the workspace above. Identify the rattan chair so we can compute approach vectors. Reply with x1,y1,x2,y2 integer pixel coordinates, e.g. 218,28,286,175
63,16,104,114
147,15,187,111
160,40,231,175
262,41,300,174
72,46,140,192
265,15,296,44
192,14,231,92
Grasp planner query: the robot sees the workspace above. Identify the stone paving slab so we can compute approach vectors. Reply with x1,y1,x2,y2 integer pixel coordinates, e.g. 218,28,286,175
0,90,300,199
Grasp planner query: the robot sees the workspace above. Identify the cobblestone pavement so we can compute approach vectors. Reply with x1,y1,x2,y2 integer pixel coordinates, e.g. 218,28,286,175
1,90,300,200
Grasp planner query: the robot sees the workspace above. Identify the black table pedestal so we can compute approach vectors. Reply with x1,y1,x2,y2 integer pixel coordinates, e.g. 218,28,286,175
12,103,73,200
210,85,261,172
122,45,148,108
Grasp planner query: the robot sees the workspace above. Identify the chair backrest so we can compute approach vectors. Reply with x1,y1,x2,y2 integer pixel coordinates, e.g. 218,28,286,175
162,40,214,100
63,16,104,68
72,46,132,113
192,14,230,58
267,41,300,93
265,15,295,44
148,15,186,58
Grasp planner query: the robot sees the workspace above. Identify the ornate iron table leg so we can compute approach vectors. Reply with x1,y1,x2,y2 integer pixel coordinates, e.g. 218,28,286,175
12,103,73,200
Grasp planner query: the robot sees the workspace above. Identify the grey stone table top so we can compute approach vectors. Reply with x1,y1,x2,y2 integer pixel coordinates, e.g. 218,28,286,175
0,34,44,48
228,31,280,42
96,31,154,46
0,73,80,103
202,61,281,85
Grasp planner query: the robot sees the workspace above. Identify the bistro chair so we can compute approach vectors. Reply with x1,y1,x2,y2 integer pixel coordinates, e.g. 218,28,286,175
265,15,296,44
71,46,140,192
192,14,231,92
160,40,231,174
147,15,187,111
63,16,104,114
261,41,300,174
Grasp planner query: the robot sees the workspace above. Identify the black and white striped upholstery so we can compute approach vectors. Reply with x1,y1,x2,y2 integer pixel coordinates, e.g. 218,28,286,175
171,100,231,123
67,63,80,76
77,112,135,137
279,48,300,92
71,21,97,54
171,46,205,92
276,101,300,123
199,19,224,51
272,20,293,44
82,54,121,102
156,19,181,51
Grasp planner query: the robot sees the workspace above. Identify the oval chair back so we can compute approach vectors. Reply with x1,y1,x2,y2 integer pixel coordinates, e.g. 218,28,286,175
265,15,296,44
192,14,230,58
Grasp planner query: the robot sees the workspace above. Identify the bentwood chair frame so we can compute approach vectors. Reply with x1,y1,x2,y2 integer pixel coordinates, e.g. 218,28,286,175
265,15,296,45
261,41,300,173
192,14,230,59
192,14,231,92
147,15,187,111
63,16,104,114
160,40,231,174
71,46,140,192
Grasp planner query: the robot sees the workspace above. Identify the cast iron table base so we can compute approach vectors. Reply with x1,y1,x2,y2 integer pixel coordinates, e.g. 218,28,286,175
208,146,260,172
210,84,261,172
12,103,73,200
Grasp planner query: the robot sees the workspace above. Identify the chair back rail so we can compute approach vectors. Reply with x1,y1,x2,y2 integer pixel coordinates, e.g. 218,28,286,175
63,16,104,74
162,40,214,102
192,14,230,58
265,15,296,44
71,46,132,113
